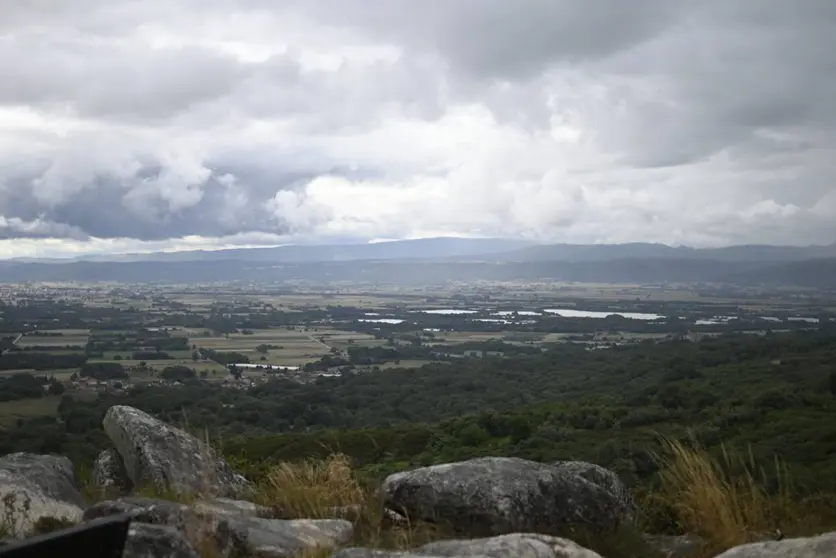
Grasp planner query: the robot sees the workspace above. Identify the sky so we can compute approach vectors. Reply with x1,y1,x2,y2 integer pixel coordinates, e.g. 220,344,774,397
1,0,835,258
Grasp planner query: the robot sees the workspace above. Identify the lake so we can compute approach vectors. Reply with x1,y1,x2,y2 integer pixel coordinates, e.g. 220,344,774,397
543,308,664,320
421,309,478,315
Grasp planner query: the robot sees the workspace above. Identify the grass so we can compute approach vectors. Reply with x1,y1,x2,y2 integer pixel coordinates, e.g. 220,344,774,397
648,437,836,557
235,440,836,558
245,453,450,554
254,453,364,519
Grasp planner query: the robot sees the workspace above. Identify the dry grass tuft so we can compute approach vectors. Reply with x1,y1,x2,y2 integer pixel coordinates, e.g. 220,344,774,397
252,453,448,554
256,453,365,519
651,437,835,556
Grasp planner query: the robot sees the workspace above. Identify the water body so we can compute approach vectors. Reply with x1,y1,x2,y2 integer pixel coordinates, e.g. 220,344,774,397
358,318,405,324
422,309,478,315
695,316,735,325
543,308,664,320
494,311,542,316
788,317,820,323
473,318,511,324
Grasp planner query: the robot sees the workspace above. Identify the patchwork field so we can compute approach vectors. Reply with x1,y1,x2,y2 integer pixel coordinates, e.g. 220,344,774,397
189,327,384,366
16,328,90,348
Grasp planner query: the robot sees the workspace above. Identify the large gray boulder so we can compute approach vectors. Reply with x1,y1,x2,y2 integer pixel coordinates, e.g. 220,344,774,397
712,532,836,558
92,449,132,494
381,457,635,536
0,453,85,537
102,405,249,498
332,533,604,558
86,496,353,558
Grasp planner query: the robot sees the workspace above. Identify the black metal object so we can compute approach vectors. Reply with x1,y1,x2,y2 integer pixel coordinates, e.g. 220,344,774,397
0,513,132,558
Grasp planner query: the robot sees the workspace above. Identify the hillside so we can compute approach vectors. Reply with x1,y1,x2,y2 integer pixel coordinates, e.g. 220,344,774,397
0,256,834,288
2,330,836,557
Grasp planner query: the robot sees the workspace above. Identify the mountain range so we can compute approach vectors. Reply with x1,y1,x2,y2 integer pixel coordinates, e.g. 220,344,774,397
2,237,835,287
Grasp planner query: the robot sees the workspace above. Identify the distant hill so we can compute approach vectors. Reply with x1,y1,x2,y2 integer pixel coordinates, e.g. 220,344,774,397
15,237,536,264
496,242,836,263
2,237,835,287
0,256,834,288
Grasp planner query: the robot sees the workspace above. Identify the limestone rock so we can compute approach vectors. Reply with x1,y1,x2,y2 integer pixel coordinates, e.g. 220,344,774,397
193,497,271,518
92,449,132,494
0,453,84,537
219,516,354,558
421,533,604,557
102,405,249,497
84,497,204,537
712,531,836,558
123,523,201,558
86,496,352,558
333,533,604,558
643,534,704,557
382,457,635,536
551,461,637,523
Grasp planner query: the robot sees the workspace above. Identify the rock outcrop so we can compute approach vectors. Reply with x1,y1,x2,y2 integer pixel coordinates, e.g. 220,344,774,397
381,457,635,536
102,405,249,498
92,448,132,494
124,523,201,558
643,534,704,557
0,453,85,537
712,531,836,558
87,496,353,558
332,533,604,558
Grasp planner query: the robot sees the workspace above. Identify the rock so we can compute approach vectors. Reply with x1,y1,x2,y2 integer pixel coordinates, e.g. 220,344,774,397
123,523,201,558
643,534,704,557
92,449,132,494
193,497,271,518
86,496,353,558
332,552,438,558
382,457,635,536
102,405,249,498
421,533,604,557
0,453,85,537
332,533,604,558
219,516,353,558
551,461,637,523
712,531,836,558
84,497,204,536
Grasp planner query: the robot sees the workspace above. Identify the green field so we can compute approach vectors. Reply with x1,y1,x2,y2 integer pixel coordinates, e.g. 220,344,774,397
17,328,90,348
87,358,227,374
0,393,97,428
190,327,381,366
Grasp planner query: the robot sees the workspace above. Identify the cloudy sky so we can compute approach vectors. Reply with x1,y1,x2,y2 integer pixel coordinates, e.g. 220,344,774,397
1,0,835,257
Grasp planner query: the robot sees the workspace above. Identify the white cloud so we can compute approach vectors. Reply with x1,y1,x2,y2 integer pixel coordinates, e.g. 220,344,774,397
1,0,836,258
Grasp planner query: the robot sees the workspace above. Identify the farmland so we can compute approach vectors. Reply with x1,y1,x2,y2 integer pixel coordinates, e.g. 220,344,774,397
0,280,833,430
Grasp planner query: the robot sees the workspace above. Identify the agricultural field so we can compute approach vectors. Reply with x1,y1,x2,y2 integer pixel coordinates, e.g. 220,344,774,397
16,329,90,348
0,391,97,427
189,327,382,366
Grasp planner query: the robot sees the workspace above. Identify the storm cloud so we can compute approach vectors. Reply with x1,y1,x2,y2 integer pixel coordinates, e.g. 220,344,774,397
1,0,836,256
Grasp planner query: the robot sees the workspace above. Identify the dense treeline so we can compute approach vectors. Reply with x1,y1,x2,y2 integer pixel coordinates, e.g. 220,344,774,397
80,362,127,380
0,352,87,371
